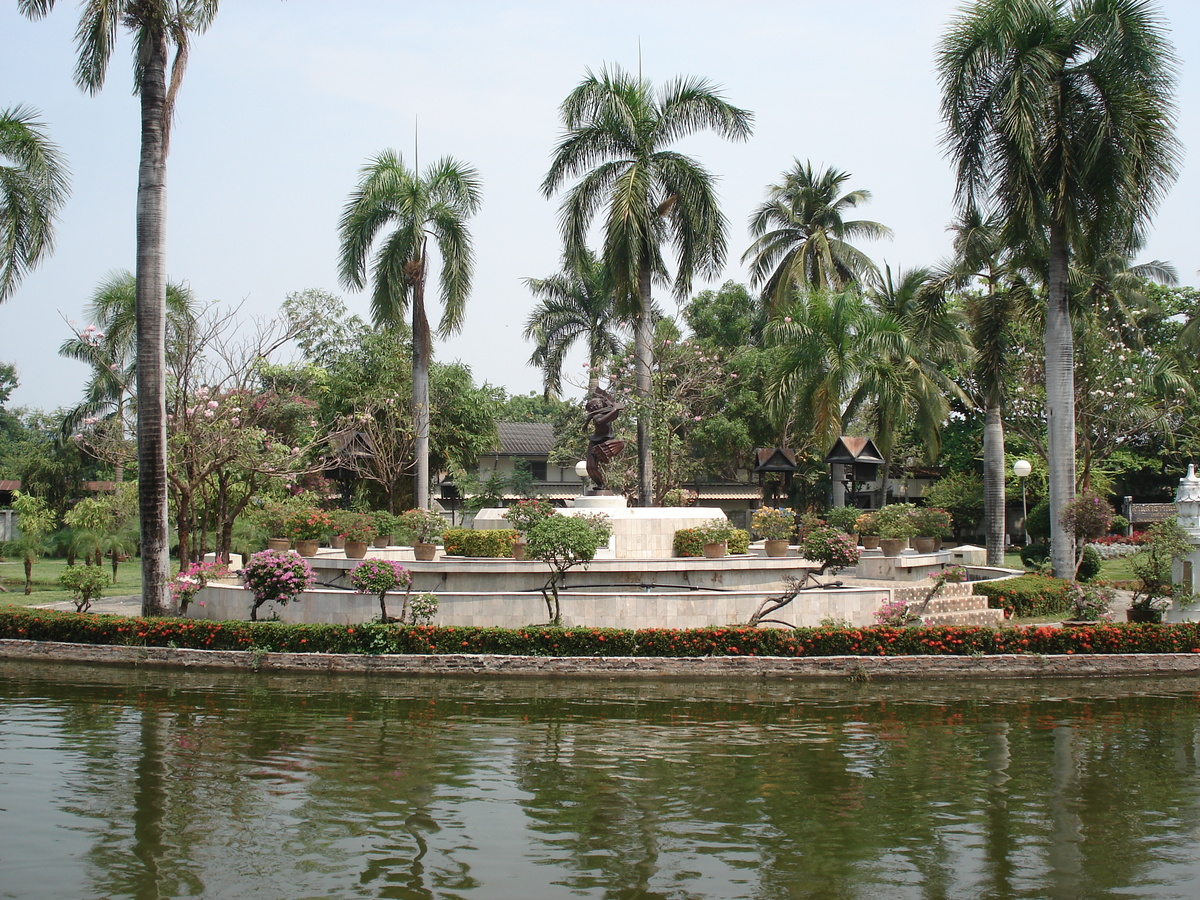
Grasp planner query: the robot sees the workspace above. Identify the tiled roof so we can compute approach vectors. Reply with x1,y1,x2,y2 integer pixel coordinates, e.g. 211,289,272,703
496,422,556,456
0,479,20,491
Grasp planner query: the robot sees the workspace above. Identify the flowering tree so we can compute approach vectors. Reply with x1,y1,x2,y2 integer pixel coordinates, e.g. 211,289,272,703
349,558,412,622
241,550,314,621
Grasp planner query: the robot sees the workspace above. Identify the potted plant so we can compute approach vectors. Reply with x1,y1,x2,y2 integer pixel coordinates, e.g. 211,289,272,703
800,525,861,575
824,506,862,543
285,507,333,557
259,498,296,551
502,498,557,560
399,508,446,561
1062,581,1114,626
371,510,398,548
696,518,737,558
1127,519,1192,623
911,506,953,554
350,558,412,623
240,549,314,621
856,511,880,550
662,487,698,507
751,507,794,557
875,503,918,556
335,511,376,559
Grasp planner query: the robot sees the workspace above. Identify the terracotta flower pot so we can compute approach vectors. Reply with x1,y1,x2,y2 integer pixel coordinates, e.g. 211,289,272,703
413,542,437,561
703,541,727,559
764,539,789,558
344,540,368,559
512,540,527,561
861,535,880,550
294,539,319,557
913,536,939,554
373,536,390,548
1126,607,1163,624
266,538,291,552
880,538,909,557
330,536,346,550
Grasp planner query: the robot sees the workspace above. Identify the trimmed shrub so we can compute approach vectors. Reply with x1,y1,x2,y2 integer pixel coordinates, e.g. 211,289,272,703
973,574,1075,619
442,527,519,558
728,529,750,555
673,527,705,557
4,607,1200,658
1019,543,1051,569
1076,544,1102,582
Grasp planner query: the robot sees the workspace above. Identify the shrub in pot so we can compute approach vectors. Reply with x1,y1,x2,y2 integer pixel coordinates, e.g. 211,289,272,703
823,506,862,535
696,519,737,556
800,525,860,575
751,507,794,555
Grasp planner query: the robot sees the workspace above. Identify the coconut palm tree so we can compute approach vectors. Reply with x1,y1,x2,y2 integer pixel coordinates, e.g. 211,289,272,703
937,0,1180,577
338,151,482,509
58,270,197,445
21,0,220,614
0,105,69,302
523,250,628,398
542,65,752,506
743,160,891,311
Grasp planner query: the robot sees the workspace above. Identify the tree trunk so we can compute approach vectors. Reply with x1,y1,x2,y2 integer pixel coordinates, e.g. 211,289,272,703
1045,220,1076,579
635,263,654,507
136,28,172,616
24,556,32,595
982,395,1006,566
412,269,432,510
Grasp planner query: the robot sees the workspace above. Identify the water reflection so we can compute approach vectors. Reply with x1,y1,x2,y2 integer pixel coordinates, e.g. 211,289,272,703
2,663,1200,899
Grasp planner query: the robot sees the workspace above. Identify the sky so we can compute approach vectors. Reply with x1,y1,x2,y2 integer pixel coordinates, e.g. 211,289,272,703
3,0,1199,413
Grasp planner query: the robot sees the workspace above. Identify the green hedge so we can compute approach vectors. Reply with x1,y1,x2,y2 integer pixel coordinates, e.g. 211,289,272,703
673,528,750,557
443,527,518,558
1019,543,1100,581
3,607,1199,657
973,574,1075,618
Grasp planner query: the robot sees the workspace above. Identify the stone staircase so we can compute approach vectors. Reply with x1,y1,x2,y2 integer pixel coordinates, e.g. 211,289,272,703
893,581,1006,627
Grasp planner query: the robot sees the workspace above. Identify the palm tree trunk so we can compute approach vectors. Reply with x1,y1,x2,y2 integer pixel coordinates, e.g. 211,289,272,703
1045,220,1076,579
635,264,654,507
982,395,1006,566
412,274,432,510
136,29,172,616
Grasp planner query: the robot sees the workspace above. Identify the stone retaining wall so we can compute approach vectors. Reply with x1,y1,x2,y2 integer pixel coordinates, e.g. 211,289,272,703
4,638,1200,679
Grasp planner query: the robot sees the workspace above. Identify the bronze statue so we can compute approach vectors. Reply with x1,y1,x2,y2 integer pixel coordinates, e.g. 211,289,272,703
583,386,625,491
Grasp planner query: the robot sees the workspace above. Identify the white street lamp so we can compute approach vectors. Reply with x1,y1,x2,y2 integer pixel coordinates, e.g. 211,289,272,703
1013,459,1032,545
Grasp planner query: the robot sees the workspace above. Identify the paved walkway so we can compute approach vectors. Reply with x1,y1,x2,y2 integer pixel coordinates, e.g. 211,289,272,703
37,594,144,616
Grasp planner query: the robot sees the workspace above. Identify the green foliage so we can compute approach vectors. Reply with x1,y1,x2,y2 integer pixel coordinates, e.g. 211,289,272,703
728,529,750,555
6,608,1200,658
525,513,613,624
442,527,518,558
822,506,861,533
800,526,861,574
911,507,954,538
1026,497,1051,542
57,564,108,613
674,526,749,556
1060,492,1114,541
974,575,1075,619
750,507,794,541
873,503,919,539
922,472,984,530
1130,520,1194,610
1077,545,1102,583
398,507,445,543
694,518,738,546
1019,543,1050,569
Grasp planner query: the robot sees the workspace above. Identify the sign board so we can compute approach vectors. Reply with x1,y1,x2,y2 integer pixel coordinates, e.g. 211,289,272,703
1126,502,1176,524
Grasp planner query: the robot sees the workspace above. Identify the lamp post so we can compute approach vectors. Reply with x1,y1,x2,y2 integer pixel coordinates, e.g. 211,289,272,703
1013,459,1032,546
575,460,590,495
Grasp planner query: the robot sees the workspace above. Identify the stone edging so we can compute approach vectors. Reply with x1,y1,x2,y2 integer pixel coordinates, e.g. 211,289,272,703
3,638,1200,679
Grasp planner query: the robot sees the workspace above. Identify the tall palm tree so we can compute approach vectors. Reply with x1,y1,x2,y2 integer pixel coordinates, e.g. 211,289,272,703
543,65,752,506
339,151,481,509
523,250,627,398
0,105,69,302
743,160,891,311
58,270,197,445
938,0,1180,577
22,0,220,615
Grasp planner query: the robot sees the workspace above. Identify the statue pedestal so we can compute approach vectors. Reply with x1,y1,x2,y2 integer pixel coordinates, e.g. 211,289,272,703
571,493,629,511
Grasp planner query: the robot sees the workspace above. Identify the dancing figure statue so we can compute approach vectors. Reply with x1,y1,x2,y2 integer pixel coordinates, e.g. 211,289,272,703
583,387,625,492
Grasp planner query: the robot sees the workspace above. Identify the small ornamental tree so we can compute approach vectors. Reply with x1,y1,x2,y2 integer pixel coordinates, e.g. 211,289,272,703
800,525,861,574
502,498,557,536
751,507,795,542
350,558,413,622
1059,492,1114,577
241,550,314,621
170,560,231,615
1130,519,1193,613
8,492,56,595
525,513,611,625
58,564,109,613
398,508,446,544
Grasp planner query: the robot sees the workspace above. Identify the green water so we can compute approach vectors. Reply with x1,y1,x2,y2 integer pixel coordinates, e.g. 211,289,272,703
2,664,1200,899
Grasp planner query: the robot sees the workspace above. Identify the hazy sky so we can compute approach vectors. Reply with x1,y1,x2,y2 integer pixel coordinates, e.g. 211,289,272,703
3,0,1198,412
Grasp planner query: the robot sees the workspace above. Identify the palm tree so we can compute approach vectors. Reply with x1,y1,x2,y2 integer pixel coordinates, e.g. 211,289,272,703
542,65,752,506
0,105,69,302
58,270,197,446
743,160,891,311
22,0,220,614
338,151,482,509
938,0,1180,577
523,250,627,398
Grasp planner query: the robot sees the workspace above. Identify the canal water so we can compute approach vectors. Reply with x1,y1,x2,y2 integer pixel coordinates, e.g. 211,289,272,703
2,662,1200,899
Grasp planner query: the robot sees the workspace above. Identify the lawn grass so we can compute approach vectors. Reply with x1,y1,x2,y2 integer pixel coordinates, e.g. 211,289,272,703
0,557,142,609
